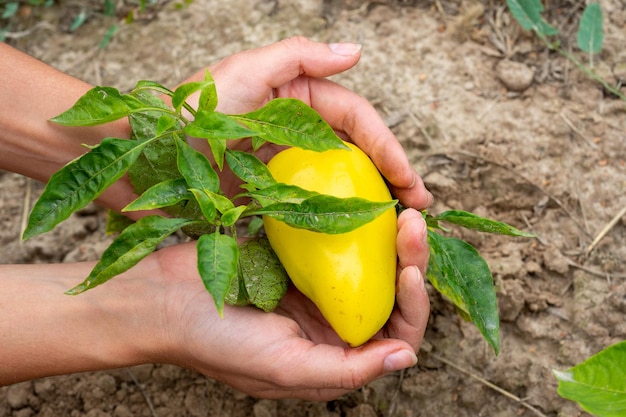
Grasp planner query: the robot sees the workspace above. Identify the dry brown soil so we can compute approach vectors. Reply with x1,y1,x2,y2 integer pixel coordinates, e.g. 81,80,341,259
1,0,625,416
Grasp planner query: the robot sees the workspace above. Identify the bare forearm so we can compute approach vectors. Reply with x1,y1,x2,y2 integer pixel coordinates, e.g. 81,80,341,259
0,44,129,180
0,43,140,213
0,261,166,385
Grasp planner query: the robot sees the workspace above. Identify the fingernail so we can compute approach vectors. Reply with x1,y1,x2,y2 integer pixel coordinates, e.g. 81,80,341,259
329,42,362,56
419,216,429,246
426,190,434,207
408,171,417,189
383,349,418,373
414,265,426,290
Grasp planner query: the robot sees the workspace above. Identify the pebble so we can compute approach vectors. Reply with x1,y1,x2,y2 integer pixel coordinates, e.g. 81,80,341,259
495,59,535,92
7,382,32,409
253,399,277,417
542,246,570,275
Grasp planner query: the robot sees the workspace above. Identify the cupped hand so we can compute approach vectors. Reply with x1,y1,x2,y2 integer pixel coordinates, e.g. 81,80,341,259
157,37,432,400
155,207,429,401
182,36,432,210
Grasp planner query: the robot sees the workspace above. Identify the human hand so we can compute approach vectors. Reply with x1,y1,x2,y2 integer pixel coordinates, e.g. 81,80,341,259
152,207,429,400
181,36,433,210
150,37,432,399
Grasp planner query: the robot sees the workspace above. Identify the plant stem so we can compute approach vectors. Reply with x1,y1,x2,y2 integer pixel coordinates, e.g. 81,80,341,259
540,36,626,102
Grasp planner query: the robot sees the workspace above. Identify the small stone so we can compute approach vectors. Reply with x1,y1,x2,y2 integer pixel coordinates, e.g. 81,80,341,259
498,279,525,322
14,408,34,417
84,410,111,417
346,404,377,417
495,60,535,92
543,246,569,275
7,382,32,409
113,405,134,417
423,171,457,193
96,374,117,395
253,399,278,417
33,379,55,402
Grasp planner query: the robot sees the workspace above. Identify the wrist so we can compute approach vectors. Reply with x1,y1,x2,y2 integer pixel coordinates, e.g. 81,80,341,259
0,258,168,385
87,254,171,368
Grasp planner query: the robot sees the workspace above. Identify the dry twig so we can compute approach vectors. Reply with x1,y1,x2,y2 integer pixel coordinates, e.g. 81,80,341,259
430,353,550,417
449,150,592,238
384,368,406,417
125,369,158,417
584,205,626,257
565,257,626,279
558,111,598,149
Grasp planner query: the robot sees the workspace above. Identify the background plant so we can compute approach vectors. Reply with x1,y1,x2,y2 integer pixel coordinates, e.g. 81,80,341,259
507,0,625,101
0,0,192,45
507,1,626,414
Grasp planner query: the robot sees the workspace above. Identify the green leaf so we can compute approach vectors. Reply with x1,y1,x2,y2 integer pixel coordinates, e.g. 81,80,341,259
2,3,19,19
427,231,500,354
188,188,217,222
197,70,218,114
126,123,205,223
232,98,349,152
577,3,604,54
208,138,228,171
251,136,265,151
507,0,558,37
171,79,215,114
128,89,180,140
245,183,318,206
247,216,265,236
221,206,247,227
224,149,276,190
105,209,135,234
99,24,118,49
126,90,186,208
186,110,259,140
256,195,398,234
185,112,258,170
70,9,87,32
131,80,174,98
103,0,115,16
175,138,220,192
554,341,626,417
51,86,147,126
128,135,180,192
156,115,178,136
434,210,536,237
123,178,191,212
226,236,289,312
24,137,150,239
66,216,193,294
197,232,239,316
206,191,234,214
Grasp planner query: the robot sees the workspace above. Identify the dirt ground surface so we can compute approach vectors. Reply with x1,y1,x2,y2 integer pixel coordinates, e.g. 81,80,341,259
1,0,625,416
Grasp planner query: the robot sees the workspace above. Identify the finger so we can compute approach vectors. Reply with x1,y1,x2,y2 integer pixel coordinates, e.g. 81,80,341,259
249,36,362,84
210,37,361,101
397,208,429,275
259,338,417,401
386,265,430,350
390,172,434,210
304,77,434,210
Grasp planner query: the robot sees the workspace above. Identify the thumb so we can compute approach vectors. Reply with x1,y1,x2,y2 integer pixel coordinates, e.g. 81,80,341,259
250,36,362,86
213,36,362,90
285,339,417,395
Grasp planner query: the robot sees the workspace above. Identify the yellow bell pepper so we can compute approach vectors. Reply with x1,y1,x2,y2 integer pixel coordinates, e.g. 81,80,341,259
263,142,397,346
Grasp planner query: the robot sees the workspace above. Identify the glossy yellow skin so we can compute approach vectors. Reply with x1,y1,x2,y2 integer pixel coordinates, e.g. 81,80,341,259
263,142,397,346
